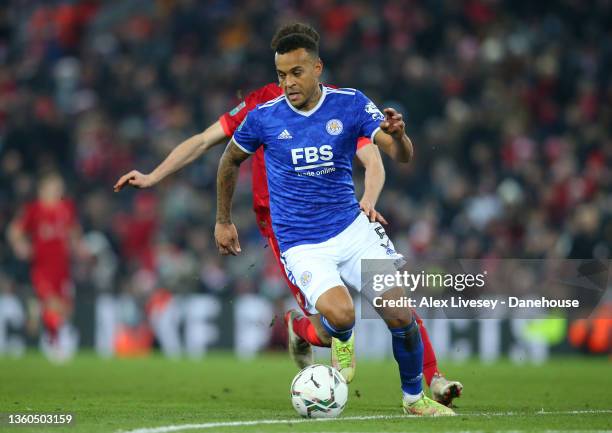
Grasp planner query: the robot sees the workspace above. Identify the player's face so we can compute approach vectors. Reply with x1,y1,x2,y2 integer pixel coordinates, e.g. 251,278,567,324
275,48,322,110
39,176,65,203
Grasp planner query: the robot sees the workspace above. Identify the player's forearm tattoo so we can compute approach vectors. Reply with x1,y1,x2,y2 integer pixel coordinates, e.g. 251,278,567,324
216,141,250,224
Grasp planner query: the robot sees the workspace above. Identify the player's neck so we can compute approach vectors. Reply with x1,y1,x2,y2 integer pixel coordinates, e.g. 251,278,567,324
40,197,60,206
300,84,322,111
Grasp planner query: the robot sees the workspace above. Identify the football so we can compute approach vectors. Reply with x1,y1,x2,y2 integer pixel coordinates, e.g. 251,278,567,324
290,364,349,418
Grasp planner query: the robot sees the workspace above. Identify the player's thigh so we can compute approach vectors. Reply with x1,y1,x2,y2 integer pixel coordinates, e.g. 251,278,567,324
339,213,404,291
281,244,343,315
31,270,70,300
266,234,310,315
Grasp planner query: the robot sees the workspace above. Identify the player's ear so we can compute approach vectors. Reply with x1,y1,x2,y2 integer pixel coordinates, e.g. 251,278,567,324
314,58,323,77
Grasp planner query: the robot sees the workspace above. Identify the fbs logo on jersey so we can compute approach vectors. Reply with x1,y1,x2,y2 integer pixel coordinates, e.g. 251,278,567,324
277,129,293,139
291,145,334,171
365,101,385,121
326,119,343,135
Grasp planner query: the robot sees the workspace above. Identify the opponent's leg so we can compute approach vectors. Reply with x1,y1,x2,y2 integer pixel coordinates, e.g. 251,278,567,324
40,294,73,363
414,312,438,386
286,311,328,345
414,312,463,406
285,310,315,368
41,300,63,342
430,374,463,407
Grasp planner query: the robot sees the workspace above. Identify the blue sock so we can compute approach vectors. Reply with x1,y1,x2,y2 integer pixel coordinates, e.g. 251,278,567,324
320,315,353,342
389,320,424,396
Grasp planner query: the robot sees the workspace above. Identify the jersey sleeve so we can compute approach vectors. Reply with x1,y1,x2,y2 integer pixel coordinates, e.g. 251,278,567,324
232,110,262,154
219,98,253,137
17,203,36,234
219,85,278,137
356,137,372,150
354,91,385,143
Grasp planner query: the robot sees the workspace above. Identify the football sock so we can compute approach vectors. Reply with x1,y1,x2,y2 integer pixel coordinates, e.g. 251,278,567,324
292,315,327,347
414,312,439,387
320,315,353,342
42,309,62,342
390,319,424,398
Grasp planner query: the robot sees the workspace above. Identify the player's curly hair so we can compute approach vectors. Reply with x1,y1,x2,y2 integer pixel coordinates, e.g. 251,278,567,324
270,23,320,56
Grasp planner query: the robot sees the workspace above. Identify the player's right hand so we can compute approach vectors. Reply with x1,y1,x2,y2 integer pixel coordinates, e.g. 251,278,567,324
215,222,242,256
359,199,388,225
113,170,156,192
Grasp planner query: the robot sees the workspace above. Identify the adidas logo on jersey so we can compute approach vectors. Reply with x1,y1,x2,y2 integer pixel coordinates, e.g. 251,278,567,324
277,129,293,139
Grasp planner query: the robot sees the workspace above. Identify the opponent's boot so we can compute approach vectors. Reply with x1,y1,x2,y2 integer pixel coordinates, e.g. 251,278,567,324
285,310,313,369
430,373,463,407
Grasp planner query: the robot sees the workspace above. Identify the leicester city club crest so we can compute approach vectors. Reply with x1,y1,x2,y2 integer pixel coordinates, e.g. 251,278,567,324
300,271,313,287
326,119,343,135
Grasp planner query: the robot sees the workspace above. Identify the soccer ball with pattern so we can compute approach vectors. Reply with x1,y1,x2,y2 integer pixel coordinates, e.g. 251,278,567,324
290,364,348,418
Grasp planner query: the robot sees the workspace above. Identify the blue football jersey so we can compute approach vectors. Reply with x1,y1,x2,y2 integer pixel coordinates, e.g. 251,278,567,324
233,85,385,252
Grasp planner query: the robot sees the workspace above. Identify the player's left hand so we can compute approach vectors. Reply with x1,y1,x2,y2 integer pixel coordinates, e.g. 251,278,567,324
215,222,242,256
380,108,405,139
359,199,388,225
13,239,32,260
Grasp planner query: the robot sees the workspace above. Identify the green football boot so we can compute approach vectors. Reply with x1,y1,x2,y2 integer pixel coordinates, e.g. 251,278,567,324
331,333,356,383
403,393,456,416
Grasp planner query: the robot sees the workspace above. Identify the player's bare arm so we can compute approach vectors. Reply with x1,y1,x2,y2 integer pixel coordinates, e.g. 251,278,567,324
374,108,414,163
7,218,31,260
215,140,251,256
355,143,388,224
113,121,227,192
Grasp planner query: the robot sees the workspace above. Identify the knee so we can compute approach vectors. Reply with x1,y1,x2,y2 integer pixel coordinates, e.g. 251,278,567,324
327,304,355,330
385,309,414,330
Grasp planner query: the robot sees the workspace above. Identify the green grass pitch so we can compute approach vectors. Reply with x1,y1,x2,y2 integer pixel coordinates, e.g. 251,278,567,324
0,352,610,433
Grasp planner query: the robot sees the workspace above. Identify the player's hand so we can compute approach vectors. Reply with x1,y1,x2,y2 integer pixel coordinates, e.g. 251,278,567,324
13,239,32,260
113,170,156,192
380,108,405,140
214,222,242,256
359,199,388,225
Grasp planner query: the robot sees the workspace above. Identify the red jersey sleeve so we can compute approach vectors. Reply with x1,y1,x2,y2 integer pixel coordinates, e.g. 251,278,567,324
356,137,372,150
218,83,283,137
17,203,37,234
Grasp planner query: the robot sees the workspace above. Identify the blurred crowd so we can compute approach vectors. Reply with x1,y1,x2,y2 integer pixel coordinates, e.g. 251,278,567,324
0,0,610,312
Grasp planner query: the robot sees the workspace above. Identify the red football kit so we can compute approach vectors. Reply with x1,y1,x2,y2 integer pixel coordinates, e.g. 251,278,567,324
16,199,77,301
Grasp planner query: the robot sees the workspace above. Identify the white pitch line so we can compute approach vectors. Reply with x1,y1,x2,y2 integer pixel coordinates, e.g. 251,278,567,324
118,410,612,433
313,431,612,433
118,416,408,433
